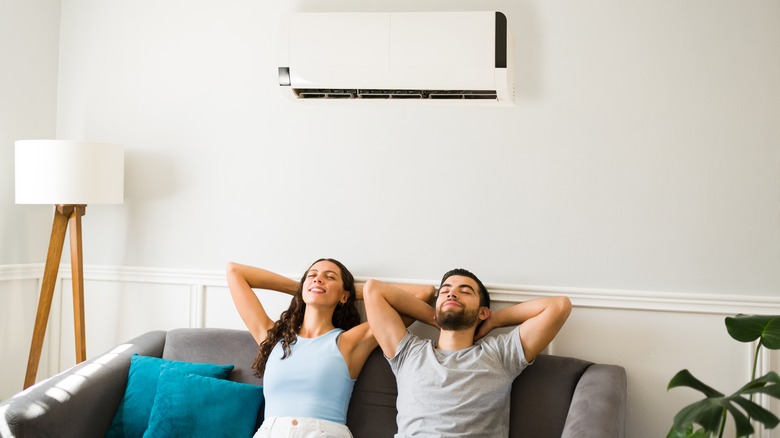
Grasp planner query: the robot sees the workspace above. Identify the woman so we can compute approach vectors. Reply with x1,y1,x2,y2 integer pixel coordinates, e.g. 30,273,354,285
226,259,434,438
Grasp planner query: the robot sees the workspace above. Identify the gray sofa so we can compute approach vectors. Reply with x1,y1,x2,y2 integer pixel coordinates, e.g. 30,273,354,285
0,328,627,438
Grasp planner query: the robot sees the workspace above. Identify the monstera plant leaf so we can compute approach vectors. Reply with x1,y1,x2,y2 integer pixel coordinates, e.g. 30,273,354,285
667,370,780,437
725,314,780,349
667,426,709,438
667,315,780,438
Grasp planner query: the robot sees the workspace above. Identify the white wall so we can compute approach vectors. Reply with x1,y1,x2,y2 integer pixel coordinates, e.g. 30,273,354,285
0,0,61,263
2,0,779,436
51,0,780,297
0,0,61,401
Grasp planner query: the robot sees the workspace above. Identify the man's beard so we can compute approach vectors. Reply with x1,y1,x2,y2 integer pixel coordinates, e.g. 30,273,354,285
436,305,480,331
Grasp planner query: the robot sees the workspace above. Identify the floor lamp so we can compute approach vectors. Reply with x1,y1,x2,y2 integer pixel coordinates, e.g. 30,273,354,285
15,140,124,389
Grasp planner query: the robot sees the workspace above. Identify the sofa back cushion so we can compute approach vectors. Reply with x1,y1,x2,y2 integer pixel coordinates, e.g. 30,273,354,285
347,348,398,438
159,329,592,438
347,349,592,438
162,328,262,386
509,354,591,438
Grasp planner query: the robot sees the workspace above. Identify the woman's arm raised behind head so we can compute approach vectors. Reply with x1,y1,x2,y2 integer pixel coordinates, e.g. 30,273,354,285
226,262,299,345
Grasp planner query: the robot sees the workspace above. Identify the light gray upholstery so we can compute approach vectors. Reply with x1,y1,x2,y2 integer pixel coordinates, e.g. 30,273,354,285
0,331,166,438
0,328,627,438
562,364,628,438
161,328,260,385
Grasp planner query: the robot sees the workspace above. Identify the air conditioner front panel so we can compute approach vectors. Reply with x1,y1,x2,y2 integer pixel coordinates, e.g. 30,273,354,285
388,12,496,90
389,12,494,69
281,11,514,103
288,12,391,88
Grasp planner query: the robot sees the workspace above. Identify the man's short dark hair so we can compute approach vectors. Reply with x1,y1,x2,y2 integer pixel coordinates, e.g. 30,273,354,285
440,268,490,308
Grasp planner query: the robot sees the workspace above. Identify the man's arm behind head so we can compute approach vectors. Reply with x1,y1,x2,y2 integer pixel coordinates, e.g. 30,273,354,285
486,296,573,362
363,279,436,359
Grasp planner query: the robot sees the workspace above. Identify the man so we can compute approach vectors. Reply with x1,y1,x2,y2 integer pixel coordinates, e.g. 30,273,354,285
364,268,572,438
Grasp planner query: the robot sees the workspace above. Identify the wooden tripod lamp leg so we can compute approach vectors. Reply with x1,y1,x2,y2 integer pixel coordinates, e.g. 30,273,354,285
69,205,87,363
23,205,88,389
24,207,70,389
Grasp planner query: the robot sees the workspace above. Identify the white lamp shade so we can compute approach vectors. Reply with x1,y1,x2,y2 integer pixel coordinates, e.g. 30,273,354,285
15,140,124,205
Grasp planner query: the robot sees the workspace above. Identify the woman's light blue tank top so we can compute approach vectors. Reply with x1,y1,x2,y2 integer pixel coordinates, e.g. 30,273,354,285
263,328,356,424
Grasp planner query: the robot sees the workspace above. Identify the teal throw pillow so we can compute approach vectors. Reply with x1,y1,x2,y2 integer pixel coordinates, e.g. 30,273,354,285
106,354,234,438
143,368,264,438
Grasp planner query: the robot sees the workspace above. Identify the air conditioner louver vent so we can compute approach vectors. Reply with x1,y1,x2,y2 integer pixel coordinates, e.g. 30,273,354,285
294,89,499,100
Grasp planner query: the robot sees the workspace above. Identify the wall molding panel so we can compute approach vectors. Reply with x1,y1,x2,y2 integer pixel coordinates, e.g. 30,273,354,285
489,283,780,316
3,263,780,318
0,264,48,281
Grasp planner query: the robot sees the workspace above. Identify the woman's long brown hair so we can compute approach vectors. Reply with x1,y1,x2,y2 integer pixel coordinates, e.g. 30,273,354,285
252,258,360,378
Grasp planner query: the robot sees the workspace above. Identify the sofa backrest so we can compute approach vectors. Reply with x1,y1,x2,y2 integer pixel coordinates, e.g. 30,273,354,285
347,348,398,438
163,328,262,386
347,347,592,438
161,328,592,438
509,354,591,438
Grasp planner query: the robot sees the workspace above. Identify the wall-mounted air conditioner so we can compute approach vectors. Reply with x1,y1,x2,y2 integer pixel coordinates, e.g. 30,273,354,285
278,11,515,104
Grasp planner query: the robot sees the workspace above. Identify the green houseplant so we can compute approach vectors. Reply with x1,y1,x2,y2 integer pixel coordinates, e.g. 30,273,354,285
667,314,780,437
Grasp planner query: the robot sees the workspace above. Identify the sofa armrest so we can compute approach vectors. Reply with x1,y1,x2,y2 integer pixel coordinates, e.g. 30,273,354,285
561,363,627,438
0,331,166,438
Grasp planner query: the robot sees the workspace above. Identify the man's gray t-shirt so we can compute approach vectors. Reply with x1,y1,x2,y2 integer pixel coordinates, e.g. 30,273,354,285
389,327,531,438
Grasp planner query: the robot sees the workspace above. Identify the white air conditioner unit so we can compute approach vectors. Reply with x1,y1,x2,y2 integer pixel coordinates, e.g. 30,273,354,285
278,11,515,104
